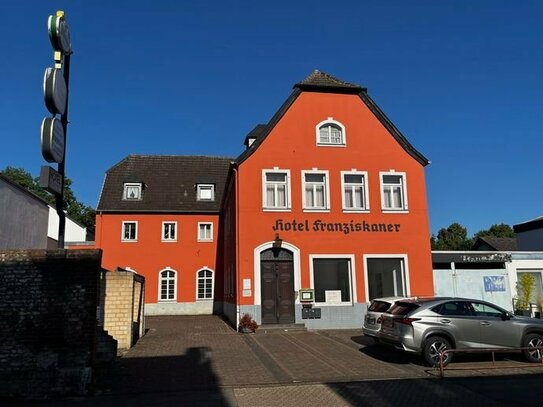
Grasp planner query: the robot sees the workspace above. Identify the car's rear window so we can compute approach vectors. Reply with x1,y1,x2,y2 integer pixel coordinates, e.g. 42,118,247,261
388,301,420,316
368,300,391,312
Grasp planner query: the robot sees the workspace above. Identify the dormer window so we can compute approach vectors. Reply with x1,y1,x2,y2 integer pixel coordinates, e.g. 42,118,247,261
123,183,142,200
316,118,346,146
197,184,215,201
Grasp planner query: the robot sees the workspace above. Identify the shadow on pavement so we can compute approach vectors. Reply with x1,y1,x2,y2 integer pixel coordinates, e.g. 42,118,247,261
3,347,236,407
327,373,543,407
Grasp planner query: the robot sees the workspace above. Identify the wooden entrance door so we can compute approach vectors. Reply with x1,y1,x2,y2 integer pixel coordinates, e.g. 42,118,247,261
261,259,295,324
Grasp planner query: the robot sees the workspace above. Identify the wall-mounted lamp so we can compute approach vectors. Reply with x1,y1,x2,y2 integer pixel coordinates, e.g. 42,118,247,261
272,233,283,249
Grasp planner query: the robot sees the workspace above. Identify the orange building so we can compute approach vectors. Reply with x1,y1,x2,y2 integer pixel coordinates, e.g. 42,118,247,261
95,71,433,328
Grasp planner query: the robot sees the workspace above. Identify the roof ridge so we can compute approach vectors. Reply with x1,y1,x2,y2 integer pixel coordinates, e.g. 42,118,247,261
294,69,365,93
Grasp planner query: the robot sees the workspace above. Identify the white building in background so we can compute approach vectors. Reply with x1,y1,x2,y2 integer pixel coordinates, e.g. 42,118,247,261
47,206,87,247
433,251,543,313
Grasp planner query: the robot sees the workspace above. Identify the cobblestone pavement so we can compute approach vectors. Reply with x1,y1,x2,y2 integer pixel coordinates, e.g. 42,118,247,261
9,315,543,406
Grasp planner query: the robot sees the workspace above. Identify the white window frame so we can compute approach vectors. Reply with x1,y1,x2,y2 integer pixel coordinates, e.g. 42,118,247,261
315,117,346,147
121,221,138,242
197,184,215,201
262,168,291,211
302,169,330,212
363,254,411,302
162,221,177,242
196,267,215,301
380,171,408,212
341,170,369,212
309,254,356,306
198,222,213,242
158,267,177,302
123,183,142,200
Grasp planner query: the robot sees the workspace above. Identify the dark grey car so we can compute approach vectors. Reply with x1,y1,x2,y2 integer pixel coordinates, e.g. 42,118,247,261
379,297,543,366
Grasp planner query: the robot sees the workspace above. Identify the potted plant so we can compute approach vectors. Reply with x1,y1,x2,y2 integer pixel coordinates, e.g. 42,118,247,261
238,313,258,333
515,273,536,316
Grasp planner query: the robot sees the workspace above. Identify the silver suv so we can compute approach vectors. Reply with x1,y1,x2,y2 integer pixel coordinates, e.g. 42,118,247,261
363,297,407,341
379,297,543,366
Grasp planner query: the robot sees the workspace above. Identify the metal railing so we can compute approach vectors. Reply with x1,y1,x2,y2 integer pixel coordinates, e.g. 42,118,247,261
437,347,543,378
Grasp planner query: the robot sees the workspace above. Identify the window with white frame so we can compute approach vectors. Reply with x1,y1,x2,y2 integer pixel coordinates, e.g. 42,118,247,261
197,184,215,201
316,118,346,146
366,257,407,300
159,268,176,301
197,268,214,300
263,169,290,210
121,221,138,241
303,171,330,210
123,183,142,200
341,171,369,211
380,172,407,211
162,221,177,241
198,222,213,241
312,258,353,304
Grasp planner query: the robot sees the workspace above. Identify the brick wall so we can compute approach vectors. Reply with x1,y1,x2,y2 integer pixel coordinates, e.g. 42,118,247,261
100,269,145,352
0,249,102,398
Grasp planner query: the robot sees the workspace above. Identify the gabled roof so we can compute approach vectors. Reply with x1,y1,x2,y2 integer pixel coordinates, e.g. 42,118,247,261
97,155,233,213
235,70,429,166
472,236,517,251
514,216,543,233
243,124,267,147
0,173,49,206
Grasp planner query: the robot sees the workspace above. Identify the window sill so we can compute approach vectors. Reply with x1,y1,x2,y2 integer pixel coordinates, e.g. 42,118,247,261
313,302,353,307
381,209,409,214
316,143,346,148
263,208,292,212
303,208,330,213
196,299,214,302
158,299,176,303
161,240,177,243
198,239,214,243
342,209,370,214
121,240,138,243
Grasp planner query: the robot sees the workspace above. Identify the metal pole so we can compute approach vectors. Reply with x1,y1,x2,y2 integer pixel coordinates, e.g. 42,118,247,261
56,52,70,248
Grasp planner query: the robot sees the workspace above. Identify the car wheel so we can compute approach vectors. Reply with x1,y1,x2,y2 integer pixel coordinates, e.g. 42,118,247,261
523,333,543,363
424,336,453,367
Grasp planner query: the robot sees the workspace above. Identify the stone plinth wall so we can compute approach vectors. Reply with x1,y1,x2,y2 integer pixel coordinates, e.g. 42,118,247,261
0,249,102,398
99,269,145,352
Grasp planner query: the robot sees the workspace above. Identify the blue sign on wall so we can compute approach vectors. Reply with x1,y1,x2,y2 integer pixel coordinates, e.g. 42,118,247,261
483,276,506,292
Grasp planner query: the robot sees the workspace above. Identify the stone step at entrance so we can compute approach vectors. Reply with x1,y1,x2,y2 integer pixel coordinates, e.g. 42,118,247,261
256,323,307,334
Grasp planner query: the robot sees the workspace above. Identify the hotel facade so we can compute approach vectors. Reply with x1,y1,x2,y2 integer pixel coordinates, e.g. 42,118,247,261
95,71,434,328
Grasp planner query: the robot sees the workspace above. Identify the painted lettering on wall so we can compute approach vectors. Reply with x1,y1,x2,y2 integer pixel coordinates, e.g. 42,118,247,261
272,219,401,234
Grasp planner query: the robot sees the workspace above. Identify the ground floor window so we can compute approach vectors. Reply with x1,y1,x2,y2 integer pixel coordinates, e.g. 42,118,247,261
311,257,352,304
159,268,176,301
366,257,407,300
197,268,214,300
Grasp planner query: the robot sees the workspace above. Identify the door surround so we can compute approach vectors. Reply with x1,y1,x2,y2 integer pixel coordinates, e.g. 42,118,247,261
254,240,301,306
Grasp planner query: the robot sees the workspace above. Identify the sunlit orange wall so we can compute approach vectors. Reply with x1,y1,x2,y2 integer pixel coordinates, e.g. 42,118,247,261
95,213,222,303
235,92,433,304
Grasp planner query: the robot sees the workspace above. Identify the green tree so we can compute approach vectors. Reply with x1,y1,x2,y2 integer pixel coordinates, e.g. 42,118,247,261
473,223,515,240
431,222,472,250
1,166,95,237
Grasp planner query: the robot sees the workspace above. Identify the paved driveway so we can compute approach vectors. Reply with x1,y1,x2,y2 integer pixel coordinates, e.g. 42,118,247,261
10,315,543,406
97,315,541,395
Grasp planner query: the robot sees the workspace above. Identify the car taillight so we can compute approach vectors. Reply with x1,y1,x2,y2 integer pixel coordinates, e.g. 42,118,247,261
395,317,420,326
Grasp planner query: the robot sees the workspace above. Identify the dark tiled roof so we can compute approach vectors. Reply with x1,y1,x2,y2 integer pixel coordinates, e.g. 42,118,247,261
236,70,429,167
97,155,233,213
294,70,365,94
472,236,517,251
514,216,543,233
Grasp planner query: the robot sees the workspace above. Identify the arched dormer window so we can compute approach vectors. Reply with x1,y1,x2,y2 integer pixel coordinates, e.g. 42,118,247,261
316,118,346,146
159,268,177,301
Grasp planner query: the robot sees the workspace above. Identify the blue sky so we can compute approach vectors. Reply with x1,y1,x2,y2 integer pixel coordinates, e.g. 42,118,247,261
1,1,542,236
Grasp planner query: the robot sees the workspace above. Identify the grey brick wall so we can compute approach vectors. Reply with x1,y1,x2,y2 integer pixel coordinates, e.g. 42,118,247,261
0,249,102,398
